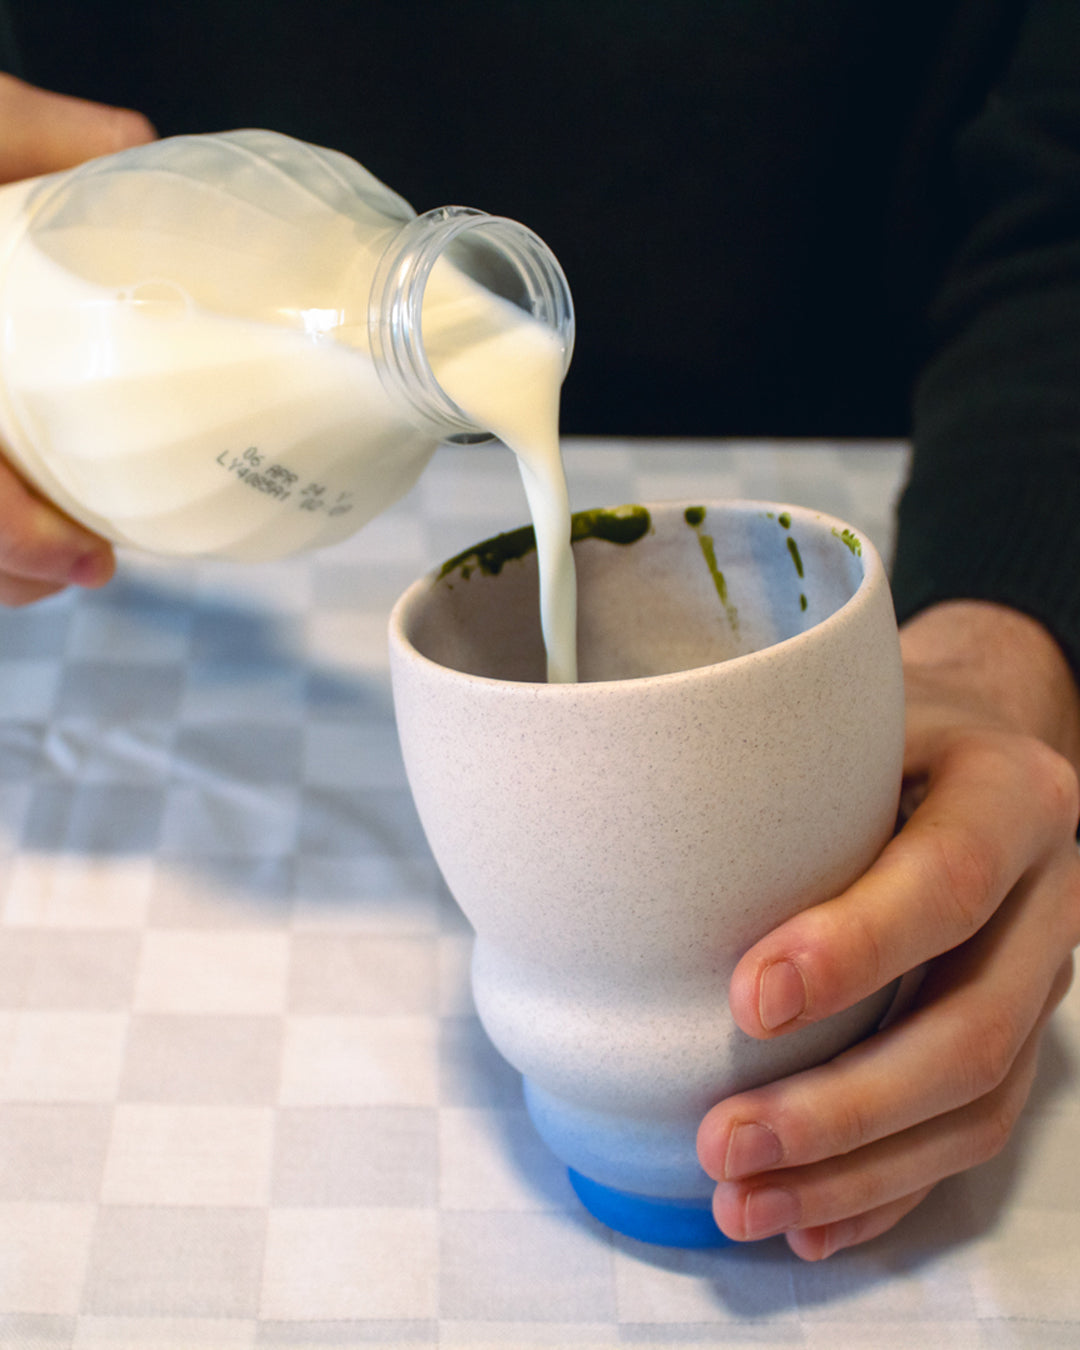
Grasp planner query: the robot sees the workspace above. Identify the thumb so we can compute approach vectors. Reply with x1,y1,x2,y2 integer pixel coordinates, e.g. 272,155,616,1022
0,73,156,183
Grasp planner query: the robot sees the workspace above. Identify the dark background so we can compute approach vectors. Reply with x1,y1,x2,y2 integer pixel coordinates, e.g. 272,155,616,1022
2,1,1015,437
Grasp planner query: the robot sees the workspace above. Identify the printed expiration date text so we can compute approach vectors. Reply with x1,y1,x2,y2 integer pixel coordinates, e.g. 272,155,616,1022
216,445,355,516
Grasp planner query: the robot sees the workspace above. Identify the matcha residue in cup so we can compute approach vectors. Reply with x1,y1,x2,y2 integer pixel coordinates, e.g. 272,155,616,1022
437,522,538,581
438,503,651,581
572,504,652,547
684,505,739,633
833,526,863,556
773,507,810,606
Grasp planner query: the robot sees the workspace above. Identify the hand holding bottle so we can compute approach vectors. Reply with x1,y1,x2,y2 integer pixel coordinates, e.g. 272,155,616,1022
0,74,154,604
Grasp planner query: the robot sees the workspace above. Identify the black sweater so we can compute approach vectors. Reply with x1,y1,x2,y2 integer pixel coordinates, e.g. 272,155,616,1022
3,1,1080,669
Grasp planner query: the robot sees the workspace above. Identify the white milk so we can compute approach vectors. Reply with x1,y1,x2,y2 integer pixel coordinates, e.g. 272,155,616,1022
422,254,577,684
0,179,577,681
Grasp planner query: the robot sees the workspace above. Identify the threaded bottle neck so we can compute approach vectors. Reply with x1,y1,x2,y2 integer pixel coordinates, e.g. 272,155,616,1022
368,206,575,442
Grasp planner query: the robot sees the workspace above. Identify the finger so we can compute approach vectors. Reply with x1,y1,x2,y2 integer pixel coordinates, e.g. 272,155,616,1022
728,729,1080,1037
0,451,115,601
0,573,66,606
0,73,155,182
784,1184,936,1261
702,858,1078,1185
710,963,1065,1246
0,558,115,606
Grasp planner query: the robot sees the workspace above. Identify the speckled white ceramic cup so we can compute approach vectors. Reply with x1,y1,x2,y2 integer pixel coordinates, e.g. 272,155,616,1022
388,500,905,1246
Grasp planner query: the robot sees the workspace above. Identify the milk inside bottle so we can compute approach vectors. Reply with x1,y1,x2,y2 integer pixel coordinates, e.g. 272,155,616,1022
0,130,577,680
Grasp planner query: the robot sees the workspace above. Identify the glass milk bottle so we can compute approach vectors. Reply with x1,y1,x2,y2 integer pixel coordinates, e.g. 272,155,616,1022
0,130,574,561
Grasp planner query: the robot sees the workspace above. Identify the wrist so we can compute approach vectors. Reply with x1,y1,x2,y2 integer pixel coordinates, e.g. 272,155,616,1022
899,601,1080,769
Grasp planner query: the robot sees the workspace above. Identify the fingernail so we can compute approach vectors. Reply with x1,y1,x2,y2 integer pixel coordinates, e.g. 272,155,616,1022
68,551,111,588
725,1122,783,1180
759,960,807,1030
745,1185,801,1239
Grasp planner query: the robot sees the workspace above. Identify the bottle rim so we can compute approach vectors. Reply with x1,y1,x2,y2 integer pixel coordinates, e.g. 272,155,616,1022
368,206,575,441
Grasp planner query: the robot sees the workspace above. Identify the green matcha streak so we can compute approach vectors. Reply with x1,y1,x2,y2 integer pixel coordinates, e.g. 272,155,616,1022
696,530,730,605
774,509,809,608
438,503,651,580
833,526,863,556
684,505,738,631
572,504,652,547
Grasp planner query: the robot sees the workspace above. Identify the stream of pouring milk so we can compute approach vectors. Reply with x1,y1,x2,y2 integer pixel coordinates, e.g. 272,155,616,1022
421,254,577,684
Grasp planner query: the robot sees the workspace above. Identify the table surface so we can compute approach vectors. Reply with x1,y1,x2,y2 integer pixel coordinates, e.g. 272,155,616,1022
1,439,1078,1350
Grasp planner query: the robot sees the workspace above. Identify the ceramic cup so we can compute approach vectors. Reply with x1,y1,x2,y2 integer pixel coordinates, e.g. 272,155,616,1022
388,500,905,1247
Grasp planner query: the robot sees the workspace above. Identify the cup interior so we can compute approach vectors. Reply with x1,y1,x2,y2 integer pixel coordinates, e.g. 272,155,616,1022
397,500,870,683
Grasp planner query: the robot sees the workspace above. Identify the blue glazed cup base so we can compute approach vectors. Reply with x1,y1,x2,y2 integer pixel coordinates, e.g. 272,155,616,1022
567,1169,733,1248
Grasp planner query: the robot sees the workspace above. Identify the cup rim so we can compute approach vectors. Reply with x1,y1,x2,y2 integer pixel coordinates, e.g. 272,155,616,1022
388,498,889,692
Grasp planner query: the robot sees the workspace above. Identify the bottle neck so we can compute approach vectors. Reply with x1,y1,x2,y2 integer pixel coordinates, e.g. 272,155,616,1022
368,206,575,442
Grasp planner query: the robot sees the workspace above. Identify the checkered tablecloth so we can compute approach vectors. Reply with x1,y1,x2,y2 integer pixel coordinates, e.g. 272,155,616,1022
2,439,1079,1350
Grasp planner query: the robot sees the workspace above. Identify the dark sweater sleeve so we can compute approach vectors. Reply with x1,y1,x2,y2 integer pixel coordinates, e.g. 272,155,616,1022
891,0,1080,673
0,0,23,76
